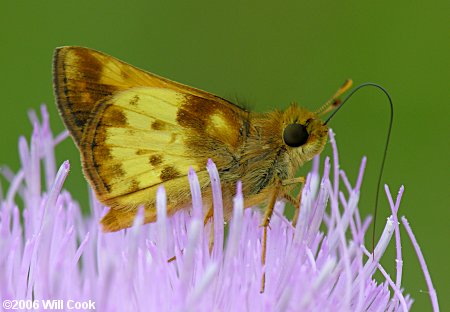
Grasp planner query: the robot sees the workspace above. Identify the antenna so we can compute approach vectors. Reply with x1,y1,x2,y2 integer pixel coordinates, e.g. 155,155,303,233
324,82,394,254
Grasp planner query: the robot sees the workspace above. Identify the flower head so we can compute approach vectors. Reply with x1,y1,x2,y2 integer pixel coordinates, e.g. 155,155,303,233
0,106,438,311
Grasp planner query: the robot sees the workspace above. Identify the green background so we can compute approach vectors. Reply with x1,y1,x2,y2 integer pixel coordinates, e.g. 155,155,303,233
1,1,448,310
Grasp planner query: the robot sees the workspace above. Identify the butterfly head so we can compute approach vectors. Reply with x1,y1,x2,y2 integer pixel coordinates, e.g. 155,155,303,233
281,104,328,167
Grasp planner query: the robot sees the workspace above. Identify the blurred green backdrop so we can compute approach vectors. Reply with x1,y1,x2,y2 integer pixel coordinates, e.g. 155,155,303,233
1,1,448,310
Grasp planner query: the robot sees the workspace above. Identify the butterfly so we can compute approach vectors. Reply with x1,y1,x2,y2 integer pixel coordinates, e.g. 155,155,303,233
53,46,350,233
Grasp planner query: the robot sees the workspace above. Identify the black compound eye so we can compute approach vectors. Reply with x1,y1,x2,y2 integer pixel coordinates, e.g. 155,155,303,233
283,123,309,147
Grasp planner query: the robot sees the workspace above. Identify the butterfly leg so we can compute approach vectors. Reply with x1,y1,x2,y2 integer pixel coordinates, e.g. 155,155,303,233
281,177,305,227
204,203,214,225
291,183,305,228
260,182,282,293
204,203,214,253
281,177,305,186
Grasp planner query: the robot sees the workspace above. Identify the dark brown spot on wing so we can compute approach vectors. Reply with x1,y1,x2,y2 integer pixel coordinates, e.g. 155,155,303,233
106,106,127,126
129,180,140,193
176,95,221,130
73,48,103,82
129,95,140,106
136,149,149,155
121,69,130,79
169,133,177,144
110,164,125,177
151,119,166,130
160,166,180,182
149,154,163,166
176,94,245,153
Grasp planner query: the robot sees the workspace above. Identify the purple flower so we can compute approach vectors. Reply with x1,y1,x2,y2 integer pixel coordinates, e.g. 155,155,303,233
0,106,439,311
